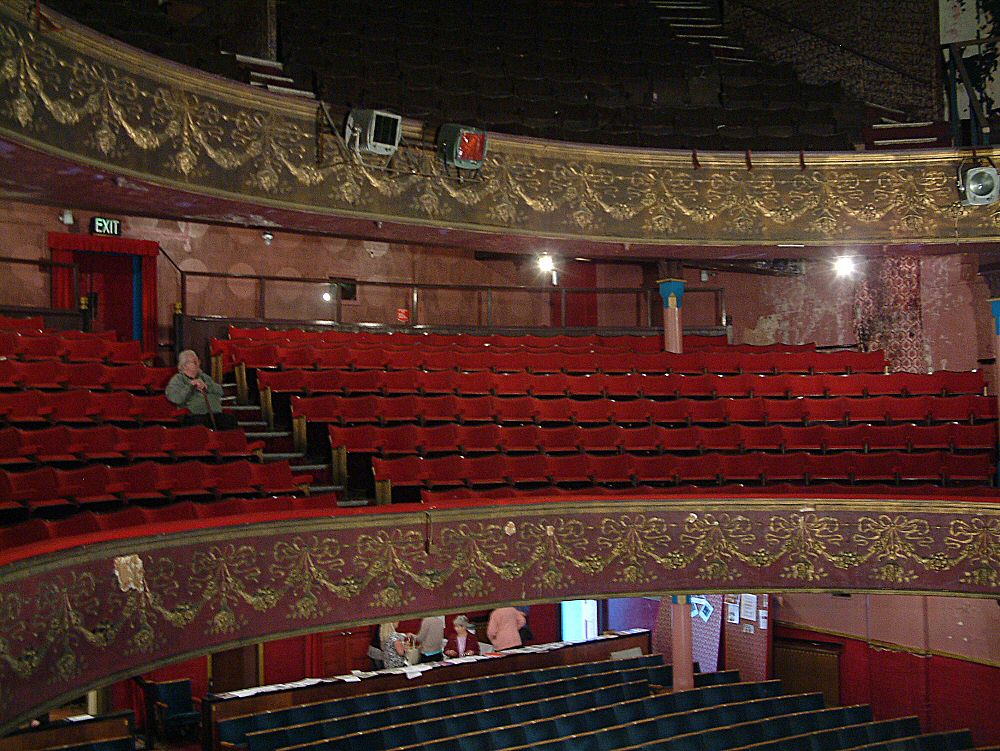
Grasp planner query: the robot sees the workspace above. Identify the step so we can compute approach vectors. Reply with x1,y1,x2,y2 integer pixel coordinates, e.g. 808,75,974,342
670,21,722,29
262,452,305,462
870,136,941,147
221,395,237,402
336,497,371,508
231,52,284,72
250,70,295,85
266,83,316,99
675,33,730,40
291,463,328,473
714,55,758,64
308,484,345,494
871,121,935,130
226,404,263,411
245,431,289,440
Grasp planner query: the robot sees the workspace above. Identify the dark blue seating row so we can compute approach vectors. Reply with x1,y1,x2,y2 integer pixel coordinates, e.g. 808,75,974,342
218,654,663,747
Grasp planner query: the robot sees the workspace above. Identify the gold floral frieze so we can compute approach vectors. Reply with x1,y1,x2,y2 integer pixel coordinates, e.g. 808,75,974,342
1,497,1000,733
1,1,998,245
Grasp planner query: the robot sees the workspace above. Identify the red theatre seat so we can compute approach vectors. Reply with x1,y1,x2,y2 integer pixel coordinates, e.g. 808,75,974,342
418,424,461,454
459,424,504,453
505,454,550,484
578,425,623,453
620,425,665,452
372,456,425,486
0,466,70,513
587,454,635,484
419,370,457,395
0,427,37,467
537,426,581,454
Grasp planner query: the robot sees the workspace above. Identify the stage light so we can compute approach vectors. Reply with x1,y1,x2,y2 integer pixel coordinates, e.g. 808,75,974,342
833,257,856,277
538,254,555,273
345,109,402,157
959,165,999,205
438,124,489,169
322,290,332,302
261,232,273,246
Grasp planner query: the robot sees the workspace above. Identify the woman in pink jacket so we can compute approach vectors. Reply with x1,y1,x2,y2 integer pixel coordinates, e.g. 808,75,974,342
487,607,526,651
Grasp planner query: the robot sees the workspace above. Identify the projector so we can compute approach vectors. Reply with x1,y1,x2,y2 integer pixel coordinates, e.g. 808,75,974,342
345,109,402,157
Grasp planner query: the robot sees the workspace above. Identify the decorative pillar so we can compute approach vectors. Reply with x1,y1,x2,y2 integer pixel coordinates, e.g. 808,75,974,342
657,278,686,354
671,595,694,690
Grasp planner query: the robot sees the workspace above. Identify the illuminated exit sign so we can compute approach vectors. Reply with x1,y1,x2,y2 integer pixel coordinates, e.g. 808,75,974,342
89,216,122,236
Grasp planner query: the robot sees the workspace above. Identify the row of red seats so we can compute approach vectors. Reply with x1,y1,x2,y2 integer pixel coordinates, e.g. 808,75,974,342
0,390,183,425
373,450,995,488
225,327,667,351
0,494,341,558
0,361,174,392
226,327,804,353
0,460,312,517
225,342,882,375
422,484,1000,503
261,369,984,399
0,426,263,467
329,422,997,456
0,332,142,363
0,315,44,333
295,394,998,427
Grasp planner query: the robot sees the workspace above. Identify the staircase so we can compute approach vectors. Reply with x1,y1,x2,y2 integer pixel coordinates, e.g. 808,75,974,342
221,383,345,500
222,52,315,99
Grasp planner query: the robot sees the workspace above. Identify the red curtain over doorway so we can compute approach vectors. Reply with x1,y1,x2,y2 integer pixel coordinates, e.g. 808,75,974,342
48,232,159,353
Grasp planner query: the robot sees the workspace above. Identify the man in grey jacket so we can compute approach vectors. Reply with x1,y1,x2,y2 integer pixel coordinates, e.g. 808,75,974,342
166,349,238,429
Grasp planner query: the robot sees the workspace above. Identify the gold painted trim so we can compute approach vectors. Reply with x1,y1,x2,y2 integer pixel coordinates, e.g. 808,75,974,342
3,1,1000,247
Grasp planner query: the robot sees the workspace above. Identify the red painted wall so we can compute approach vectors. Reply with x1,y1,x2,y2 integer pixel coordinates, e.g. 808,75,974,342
776,625,1000,746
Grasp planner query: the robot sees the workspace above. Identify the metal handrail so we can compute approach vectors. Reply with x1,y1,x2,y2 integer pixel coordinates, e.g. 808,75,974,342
0,254,79,310
177,268,727,330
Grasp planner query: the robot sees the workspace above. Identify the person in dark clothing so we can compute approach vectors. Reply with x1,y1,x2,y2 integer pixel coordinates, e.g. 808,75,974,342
165,349,238,430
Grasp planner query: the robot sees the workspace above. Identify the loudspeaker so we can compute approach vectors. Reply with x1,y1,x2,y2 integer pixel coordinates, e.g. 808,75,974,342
960,166,1000,205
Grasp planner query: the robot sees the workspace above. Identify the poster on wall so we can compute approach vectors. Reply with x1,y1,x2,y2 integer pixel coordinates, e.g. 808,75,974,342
726,602,740,624
740,594,758,621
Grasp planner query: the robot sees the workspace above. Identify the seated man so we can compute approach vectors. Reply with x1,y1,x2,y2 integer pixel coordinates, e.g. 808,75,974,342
166,350,238,430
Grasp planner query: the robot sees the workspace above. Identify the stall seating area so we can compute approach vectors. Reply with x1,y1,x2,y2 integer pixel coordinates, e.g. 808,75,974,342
227,654,672,751
0,711,135,751
203,327,996,499
212,657,974,751
0,322,325,530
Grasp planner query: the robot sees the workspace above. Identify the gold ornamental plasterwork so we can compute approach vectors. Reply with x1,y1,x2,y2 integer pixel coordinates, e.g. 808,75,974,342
1,1,1000,245
3,497,1000,733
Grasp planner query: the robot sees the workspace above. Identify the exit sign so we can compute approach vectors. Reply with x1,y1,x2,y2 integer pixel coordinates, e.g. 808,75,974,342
89,216,122,236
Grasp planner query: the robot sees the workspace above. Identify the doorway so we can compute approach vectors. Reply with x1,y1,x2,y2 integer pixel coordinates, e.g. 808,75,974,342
76,252,139,342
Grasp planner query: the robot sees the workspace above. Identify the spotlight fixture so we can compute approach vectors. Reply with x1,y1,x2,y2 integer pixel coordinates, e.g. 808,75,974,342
261,231,274,246
957,155,1000,206
322,289,332,303
58,209,74,226
537,254,558,285
833,256,856,277
437,124,489,169
345,109,402,157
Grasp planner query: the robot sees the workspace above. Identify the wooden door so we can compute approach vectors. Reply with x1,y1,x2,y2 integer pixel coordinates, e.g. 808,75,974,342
209,645,259,693
773,637,841,707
